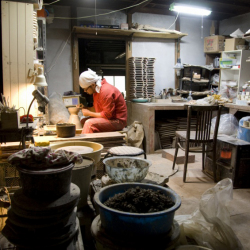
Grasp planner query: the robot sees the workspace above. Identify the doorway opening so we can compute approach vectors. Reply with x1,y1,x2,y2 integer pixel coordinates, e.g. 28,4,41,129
78,39,126,107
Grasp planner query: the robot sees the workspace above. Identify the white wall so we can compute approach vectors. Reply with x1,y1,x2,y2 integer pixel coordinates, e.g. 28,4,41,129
46,6,72,97
132,13,176,94
219,13,250,37
77,7,127,26
180,15,211,65
45,8,213,96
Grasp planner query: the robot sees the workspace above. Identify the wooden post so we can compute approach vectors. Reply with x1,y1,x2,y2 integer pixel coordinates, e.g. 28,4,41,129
126,38,132,101
71,6,80,93
175,17,180,89
126,13,133,101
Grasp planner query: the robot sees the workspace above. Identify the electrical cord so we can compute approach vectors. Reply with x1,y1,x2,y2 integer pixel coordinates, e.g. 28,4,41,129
167,12,179,30
43,0,60,5
168,164,179,178
46,29,73,73
47,0,149,20
45,0,148,74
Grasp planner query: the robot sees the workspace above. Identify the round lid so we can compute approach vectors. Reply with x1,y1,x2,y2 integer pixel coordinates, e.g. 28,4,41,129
56,146,94,154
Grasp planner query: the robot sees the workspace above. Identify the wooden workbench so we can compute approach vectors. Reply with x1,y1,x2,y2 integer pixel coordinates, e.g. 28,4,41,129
34,132,126,153
224,103,250,114
127,101,186,154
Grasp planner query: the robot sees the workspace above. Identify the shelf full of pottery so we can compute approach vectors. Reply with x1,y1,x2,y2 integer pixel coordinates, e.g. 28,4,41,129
219,50,250,99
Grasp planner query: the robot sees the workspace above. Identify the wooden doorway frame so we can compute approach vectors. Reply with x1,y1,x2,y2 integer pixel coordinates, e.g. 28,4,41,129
72,32,132,100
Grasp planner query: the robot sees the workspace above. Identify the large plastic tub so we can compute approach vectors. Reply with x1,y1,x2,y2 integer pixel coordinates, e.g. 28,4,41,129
94,183,181,239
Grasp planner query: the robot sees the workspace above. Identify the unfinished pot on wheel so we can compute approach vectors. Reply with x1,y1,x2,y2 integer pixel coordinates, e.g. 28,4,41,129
56,123,76,138
94,183,181,239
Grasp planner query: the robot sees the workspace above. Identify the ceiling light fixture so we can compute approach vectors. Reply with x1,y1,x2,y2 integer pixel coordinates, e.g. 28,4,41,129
169,3,211,16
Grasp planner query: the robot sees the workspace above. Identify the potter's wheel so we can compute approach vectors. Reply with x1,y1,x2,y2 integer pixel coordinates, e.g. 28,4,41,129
91,215,180,250
56,146,94,154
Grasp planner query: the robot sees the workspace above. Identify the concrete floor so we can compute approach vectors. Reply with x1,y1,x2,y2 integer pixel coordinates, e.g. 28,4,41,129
147,150,250,250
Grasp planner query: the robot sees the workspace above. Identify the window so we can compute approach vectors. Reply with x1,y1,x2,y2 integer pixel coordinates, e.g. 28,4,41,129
105,76,126,98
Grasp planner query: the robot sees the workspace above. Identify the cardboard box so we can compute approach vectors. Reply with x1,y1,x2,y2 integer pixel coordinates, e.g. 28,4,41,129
193,73,201,79
204,35,225,53
120,23,128,30
224,38,245,51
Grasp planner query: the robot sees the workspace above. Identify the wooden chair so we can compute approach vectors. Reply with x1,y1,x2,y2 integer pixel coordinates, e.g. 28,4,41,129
172,105,222,182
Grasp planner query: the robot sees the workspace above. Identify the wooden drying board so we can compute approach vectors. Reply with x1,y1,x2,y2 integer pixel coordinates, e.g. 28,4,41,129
74,27,188,40
34,132,125,144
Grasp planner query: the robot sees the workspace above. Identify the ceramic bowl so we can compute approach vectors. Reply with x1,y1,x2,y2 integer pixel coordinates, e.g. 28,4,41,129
103,156,151,183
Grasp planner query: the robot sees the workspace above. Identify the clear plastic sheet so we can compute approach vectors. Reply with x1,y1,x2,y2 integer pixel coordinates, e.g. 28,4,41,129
48,92,70,125
211,114,238,136
175,179,243,250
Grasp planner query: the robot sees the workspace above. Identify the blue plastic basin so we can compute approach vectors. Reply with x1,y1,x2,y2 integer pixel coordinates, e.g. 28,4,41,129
94,183,181,239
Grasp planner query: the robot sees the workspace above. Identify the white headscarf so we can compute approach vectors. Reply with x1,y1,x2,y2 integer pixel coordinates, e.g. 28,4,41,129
79,68,102,93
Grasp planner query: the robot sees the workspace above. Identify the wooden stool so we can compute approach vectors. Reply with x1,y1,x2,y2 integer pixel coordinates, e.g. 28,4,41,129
104,146,147,159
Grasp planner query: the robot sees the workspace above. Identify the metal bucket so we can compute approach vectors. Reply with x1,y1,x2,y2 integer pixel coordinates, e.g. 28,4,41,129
71,156,94,210
17,163,74,200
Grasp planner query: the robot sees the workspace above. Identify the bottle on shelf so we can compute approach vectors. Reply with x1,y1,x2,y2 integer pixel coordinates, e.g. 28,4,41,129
241,89,246,100
187,91,193,101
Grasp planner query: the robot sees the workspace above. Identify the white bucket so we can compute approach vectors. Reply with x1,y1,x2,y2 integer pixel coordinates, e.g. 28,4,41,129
72,157,94,210
50,141,103,177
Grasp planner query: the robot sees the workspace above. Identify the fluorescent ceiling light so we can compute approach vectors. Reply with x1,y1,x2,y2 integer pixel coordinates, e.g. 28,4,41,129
170,3,211,16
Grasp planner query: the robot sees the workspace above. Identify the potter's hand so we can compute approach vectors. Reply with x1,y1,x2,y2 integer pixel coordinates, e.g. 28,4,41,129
81,108,92,116
76,104,84,109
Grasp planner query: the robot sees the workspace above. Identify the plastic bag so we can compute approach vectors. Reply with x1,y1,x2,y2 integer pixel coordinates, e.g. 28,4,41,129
196,96,216,106
127,121,144,148
175,178,243,250
48,92,70,124
218,82,229,98
228,87,237,100
212,74,219,85
211,114,238,136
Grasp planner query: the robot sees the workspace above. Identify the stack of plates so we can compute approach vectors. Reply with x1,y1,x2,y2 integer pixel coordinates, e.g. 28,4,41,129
155,120,179,149
176,117,196,131
155,117,197,149
129,57,155,99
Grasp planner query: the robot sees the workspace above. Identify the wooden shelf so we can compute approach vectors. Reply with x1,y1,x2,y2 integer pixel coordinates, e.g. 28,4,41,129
205,51,222,54
73,27,188,39
220,68,240,70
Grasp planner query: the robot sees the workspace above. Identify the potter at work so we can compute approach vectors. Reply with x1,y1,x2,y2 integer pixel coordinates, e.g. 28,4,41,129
78,69,127,133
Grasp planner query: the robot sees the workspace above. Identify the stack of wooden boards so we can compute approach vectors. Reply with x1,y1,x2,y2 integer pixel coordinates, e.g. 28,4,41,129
129,57,156,99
